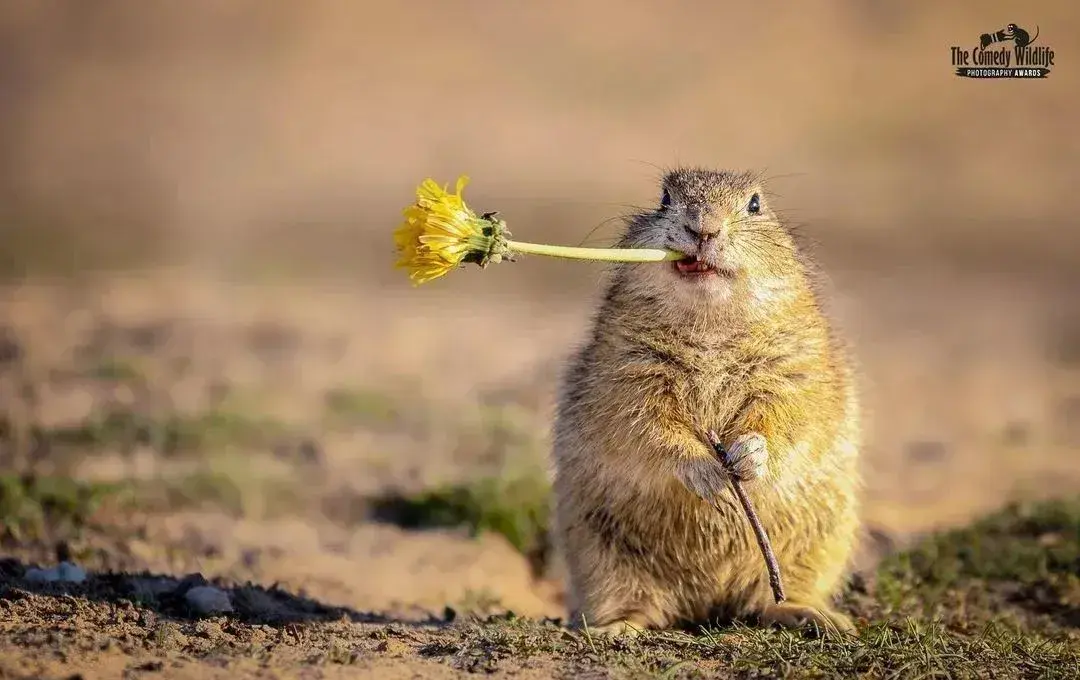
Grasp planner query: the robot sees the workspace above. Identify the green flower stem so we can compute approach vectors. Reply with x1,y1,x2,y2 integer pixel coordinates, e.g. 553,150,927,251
505,240,682,263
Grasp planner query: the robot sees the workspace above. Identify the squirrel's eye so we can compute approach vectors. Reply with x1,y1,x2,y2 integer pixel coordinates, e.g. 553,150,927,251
747,194,761,214
660,189,671,209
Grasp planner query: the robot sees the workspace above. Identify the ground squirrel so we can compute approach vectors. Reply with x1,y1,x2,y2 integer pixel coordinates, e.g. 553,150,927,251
551,167,861,636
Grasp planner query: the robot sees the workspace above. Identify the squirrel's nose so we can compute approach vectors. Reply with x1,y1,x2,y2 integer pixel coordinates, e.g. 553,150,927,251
684,210,725,238
683,207,706,237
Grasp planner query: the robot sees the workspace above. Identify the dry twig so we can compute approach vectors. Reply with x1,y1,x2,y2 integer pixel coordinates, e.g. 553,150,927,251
705,429,786,604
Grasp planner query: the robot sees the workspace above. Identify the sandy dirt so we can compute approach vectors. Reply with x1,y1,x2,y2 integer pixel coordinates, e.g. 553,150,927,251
0,264,1076,678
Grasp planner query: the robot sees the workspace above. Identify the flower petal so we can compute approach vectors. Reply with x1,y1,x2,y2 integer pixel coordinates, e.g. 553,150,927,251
394,175,498,285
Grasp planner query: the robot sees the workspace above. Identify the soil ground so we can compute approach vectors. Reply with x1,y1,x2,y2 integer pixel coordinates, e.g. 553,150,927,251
0,267,1077,679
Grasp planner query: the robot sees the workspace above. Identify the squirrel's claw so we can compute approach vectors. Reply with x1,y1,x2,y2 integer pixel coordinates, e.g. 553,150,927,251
725,432,768,482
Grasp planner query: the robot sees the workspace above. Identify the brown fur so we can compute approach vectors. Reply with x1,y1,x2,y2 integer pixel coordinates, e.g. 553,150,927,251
551,167,861,636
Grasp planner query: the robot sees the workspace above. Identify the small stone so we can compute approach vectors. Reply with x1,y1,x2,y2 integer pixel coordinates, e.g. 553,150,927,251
55,562,87,583
24,561,86,584
24,567,59,583
185,585,233,615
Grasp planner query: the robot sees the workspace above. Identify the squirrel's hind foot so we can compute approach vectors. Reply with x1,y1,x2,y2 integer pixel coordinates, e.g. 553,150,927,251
759,602,856,637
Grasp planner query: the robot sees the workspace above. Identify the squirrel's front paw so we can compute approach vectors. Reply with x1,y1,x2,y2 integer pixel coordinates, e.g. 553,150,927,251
675,455,730,501
724,432,768,482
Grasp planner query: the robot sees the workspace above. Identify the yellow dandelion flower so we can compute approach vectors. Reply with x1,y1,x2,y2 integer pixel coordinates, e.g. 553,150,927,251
394,175,683,285
393,175,508,285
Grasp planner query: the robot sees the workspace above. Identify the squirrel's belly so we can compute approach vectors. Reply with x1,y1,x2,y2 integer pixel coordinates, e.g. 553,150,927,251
603,474,767,568
597,486,779,614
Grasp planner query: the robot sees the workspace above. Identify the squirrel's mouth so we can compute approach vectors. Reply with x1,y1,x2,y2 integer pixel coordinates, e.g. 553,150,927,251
673,256,718,277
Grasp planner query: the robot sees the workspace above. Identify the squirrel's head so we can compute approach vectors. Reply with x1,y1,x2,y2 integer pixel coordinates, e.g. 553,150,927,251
614,167,804,314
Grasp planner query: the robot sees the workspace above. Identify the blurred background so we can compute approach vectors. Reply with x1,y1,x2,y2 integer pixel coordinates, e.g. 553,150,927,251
0,1,1077,619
